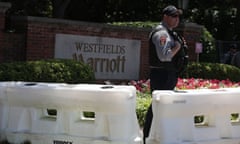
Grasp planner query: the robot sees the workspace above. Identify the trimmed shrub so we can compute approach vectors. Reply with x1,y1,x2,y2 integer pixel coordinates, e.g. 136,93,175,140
0,59,95,83
180,62,240,82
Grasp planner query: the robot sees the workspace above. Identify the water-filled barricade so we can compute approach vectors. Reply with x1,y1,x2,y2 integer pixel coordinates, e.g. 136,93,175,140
147,88,240,144
0,82,142,144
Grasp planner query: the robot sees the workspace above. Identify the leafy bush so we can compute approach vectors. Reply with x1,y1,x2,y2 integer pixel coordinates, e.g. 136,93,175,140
199,27,217,62
136,93,151,127
110,21,158,29
180,62,240,82
0,59,95,83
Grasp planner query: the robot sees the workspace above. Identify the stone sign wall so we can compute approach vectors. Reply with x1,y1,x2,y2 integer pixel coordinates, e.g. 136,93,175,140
55,34,141,80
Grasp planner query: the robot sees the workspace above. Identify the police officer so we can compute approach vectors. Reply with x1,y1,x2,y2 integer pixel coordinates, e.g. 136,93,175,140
143,5,187,143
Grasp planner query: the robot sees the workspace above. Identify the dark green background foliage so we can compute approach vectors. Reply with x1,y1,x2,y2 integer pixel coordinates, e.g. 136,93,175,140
0,59,95,83
4,0,240,41
136,96,151,127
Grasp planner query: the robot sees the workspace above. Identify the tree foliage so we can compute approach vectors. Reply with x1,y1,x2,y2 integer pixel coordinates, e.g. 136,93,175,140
2,0,52,16
187,0,240,40
1,0,240,41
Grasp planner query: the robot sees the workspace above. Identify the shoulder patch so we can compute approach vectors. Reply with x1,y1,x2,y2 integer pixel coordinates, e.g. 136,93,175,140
160,35,167,46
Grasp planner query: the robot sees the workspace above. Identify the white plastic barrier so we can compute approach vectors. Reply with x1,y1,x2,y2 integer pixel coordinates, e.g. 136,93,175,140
147,88,240,144
0,82,14,131
0,82,142,144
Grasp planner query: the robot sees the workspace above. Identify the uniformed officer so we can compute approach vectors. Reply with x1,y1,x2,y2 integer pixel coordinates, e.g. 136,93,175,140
143,5,185,144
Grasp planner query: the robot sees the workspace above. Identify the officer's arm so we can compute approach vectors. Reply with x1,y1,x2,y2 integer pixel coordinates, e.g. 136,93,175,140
171,41,181,57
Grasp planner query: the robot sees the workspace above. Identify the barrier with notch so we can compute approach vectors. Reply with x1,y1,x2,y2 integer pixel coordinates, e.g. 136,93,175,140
0,82,142,144
146,88,240,144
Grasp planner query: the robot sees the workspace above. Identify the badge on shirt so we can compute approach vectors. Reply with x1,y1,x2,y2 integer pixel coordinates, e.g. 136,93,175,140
160,35,167,46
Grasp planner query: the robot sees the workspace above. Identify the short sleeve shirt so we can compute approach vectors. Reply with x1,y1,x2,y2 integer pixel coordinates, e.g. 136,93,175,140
151,24,175,62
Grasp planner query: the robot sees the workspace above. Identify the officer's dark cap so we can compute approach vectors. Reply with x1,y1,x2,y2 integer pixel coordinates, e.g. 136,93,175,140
162,5,182,16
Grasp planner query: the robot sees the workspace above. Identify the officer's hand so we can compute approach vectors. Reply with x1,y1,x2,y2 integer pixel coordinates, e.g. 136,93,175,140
175,41,181,49
171,41,181,57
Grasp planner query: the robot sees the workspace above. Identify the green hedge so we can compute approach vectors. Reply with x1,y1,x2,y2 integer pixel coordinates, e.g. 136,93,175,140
180,62,240,82
0,59,95,83
136,95,151,127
